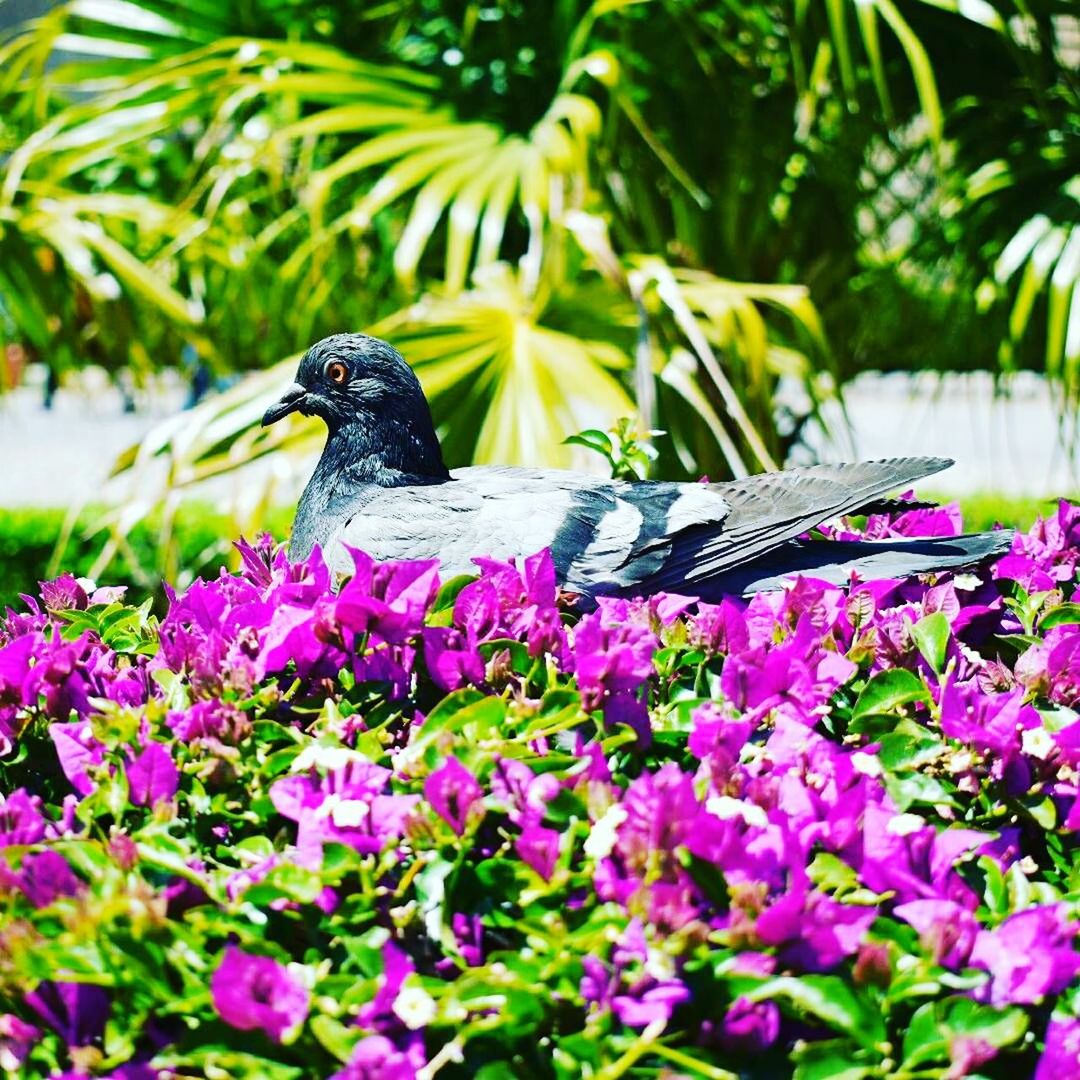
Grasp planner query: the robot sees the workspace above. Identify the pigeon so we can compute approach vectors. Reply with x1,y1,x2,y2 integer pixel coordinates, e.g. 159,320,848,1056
262,333,1013,601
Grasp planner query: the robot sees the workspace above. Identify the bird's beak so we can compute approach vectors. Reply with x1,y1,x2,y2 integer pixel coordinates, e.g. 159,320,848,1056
262,383,308,427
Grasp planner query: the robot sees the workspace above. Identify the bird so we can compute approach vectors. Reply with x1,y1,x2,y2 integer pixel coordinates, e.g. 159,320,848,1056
262,333,1013,601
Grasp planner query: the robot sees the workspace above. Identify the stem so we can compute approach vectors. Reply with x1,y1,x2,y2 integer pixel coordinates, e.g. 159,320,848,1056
650,1042,739,1080
596,1017,666,1080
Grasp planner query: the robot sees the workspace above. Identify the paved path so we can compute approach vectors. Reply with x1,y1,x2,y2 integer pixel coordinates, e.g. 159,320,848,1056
0,369,1076,508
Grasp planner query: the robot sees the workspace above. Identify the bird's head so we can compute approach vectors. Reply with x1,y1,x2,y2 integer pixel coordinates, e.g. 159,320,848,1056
262,333,427,431
262,333,450,481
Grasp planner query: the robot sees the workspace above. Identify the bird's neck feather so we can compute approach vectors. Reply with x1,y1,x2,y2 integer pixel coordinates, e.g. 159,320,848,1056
289,407,450,561
321,413,451,485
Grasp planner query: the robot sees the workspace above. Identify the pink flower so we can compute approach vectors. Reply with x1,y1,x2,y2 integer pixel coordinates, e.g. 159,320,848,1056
211,945,310,1042
125,742,179,808
1036,1017,1080,1079
971,906,1080,1007
424,756,483,835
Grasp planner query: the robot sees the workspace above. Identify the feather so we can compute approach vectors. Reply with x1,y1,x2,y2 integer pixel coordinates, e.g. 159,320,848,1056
265,335,1011,600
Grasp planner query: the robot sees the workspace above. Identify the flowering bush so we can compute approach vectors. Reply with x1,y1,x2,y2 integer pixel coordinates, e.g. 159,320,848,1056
2,501,1080,1078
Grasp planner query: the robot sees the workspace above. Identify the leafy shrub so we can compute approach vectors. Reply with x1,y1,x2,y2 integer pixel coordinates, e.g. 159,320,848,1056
0,495,1051,611
1,502,1080,1077
0,505,294,609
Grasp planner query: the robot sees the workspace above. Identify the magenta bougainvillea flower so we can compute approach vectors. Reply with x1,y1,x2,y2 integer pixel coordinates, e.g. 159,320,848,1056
1,501,1079,1076
1036,1017,1080,1078
125,741,179,808
24,981,109,1047
210,945,310,1042
424,756,483,835
270,761,419,861
971,906,1080,1007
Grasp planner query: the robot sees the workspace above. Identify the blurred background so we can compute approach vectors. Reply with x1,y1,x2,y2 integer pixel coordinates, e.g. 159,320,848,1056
0,0,1077,601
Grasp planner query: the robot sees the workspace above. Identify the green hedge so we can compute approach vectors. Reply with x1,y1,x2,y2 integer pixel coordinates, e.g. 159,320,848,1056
0,494,1056,611
0,506,287,610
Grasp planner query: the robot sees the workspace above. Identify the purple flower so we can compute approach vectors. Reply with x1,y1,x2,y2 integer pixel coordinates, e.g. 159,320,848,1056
0,634,35,712
754,881,876,972
612,980,689,1028
516,822,561,880
453,577,502,639
166,699,247,743
270,761,419,862
5,850,80,908
38,574,88,612
424,756,483,835
1048,633,1080,706
688,702,751,784
939,680,1038,763
0,789,48,847
1035,1017,1080,1079
720,615,854,726
329,1034,426,1080
25,981,109,1046
49,721,106,797
0,1014,39,1073
211,945,310,1042
971,905,1080,1007
574,610,656,710
689,598,749,656
125,742,180,808
358,940,413,1030
718,996,781,1052
450,913,485,968
336,550,440,644
489,757,560,825
859,804,987,908
156,576,269,697
893,899,980,969
422,626,485,692
257,598,345,682
22,634,93,720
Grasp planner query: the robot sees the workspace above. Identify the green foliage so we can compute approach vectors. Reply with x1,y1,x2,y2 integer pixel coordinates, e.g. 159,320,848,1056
0,0,1077,566
0,505,289,608
563,417,660,481
0,501,1077,1077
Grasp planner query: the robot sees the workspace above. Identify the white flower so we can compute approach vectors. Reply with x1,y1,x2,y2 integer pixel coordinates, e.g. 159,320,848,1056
584,805,628,860
705,795,768,828
1022,725,1055,760
851,752,883,778
886,813,926,836
644,948,675,982
330,800,370,828
393,983,437,1030
291,744,368,773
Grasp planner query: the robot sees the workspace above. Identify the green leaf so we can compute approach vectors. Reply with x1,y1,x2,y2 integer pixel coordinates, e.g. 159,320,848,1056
563,429,614,457
851,669,930,724
1040,603,1080,630
910,612,950,673
878,721,946,771
793,1038,875,1080
902,997,1027,1069
978,854,1010,917
310,1015,360,1064
746,975,885,1048
883,769,957,812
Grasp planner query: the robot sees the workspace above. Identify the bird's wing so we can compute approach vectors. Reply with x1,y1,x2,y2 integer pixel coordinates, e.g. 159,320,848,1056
322,465,733,587
322,457,952,597
628,456,953,594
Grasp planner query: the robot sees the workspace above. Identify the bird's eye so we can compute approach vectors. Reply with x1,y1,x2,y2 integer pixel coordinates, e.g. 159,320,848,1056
324,360,349,385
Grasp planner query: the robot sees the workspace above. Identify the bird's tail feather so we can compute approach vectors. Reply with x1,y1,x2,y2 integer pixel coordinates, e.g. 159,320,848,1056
697,530,1014,599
